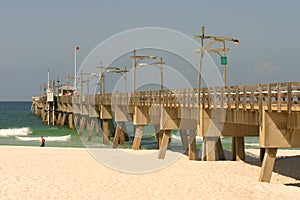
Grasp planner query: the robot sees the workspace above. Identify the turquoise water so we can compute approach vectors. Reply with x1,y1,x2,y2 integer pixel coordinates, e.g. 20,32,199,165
0,101,83,147
0,101,260,150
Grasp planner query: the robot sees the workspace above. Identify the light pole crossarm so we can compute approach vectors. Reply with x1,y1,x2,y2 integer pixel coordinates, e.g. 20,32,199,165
195,35,238,42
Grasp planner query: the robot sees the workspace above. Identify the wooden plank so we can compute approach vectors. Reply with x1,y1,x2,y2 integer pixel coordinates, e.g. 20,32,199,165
259,148,277,182
158,130,171,159
132,125,144,150
277,83,281,112
268,84,272,112
287,83,292,113
188,130,196,160
227,86,231,109
242,85,246,111
250,85,254,111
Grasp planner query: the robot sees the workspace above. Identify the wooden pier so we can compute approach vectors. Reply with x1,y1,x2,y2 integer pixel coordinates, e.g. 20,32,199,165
31,81,300,182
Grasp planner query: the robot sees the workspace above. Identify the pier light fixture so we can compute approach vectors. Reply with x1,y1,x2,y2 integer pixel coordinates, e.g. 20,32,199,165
97,64,129,94
74,45,80,92
138,57,165,91
130,49,158,92
233,39,239,45
195,26,240,86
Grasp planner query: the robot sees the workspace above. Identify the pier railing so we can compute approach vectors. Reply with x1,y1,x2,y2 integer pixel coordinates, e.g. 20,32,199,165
61,82,300,111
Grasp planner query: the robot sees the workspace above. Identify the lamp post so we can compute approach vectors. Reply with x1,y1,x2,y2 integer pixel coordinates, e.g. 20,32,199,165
109,66,129,93
74,46,80,92
195,26,239,86
97,64,128,95
130,49,157,92
195,26,239,161
139,57,165,91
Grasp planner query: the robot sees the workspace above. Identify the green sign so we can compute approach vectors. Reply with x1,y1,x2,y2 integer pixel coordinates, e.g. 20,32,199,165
221,56,227,65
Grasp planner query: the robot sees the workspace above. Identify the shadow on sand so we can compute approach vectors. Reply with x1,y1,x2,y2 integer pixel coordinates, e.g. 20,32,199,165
192,149,300,187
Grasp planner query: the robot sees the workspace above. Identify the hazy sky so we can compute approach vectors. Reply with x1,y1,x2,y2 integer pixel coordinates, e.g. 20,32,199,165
1,0,299,101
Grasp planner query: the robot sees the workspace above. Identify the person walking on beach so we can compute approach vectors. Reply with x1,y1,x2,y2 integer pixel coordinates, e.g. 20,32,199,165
40,136,45,147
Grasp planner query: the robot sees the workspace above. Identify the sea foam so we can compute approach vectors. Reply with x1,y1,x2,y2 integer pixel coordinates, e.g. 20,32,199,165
16,135,71,142
0,127,32,137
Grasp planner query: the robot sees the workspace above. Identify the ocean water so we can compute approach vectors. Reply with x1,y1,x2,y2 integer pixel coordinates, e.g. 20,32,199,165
0,101,82,147
0,101,260,150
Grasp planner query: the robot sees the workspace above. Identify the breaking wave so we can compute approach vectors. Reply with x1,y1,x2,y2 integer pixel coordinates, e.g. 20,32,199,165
0,127,32,137
15,135,71,142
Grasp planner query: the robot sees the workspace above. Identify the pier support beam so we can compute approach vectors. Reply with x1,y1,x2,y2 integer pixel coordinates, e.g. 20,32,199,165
78,116,86,136
132,125,144,150
74,115,79,128
188,130,197,160
88,118,96,141
155,125,163,149
180,130,189,154
101,119,110,145
158,130,171,159
112,122,127,148
259,148,277,182
68,113,75,130
60,113,66,126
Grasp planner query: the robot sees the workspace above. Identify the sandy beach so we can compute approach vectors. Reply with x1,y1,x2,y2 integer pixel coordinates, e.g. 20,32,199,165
1,146,300,199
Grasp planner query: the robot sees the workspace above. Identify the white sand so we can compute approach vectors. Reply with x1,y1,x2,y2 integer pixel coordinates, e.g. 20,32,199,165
1,146,300,199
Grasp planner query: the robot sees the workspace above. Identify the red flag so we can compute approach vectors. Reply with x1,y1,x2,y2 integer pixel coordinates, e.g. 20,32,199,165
75,46,80,50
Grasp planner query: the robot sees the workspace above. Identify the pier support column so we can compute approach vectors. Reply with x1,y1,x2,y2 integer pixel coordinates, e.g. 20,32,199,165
109,119,115,137
188,130,196,160
202,137,218,161
60,113,66,126
155,125,163,149
88,118,96,141
235,136,245,161
259,148,277,182
113,125,121,148
78,116,86,136
74,115,79,128
57,112,62,125
231,136,245,161
180,130,189,154
132,125,144,150
68,113,75,130
101,119,110,145
231,137,236,161
216,138,225,160
113,122,126,148
158,130,171,159
95,118,100,136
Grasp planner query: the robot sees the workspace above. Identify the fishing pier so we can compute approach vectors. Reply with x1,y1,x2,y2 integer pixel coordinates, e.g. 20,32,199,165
31,82,300,182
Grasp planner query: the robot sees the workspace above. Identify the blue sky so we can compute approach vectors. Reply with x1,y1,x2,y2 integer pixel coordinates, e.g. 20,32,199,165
1,0,299,100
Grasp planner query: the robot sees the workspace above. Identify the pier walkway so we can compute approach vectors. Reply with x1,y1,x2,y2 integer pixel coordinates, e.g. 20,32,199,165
31,81,300,182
